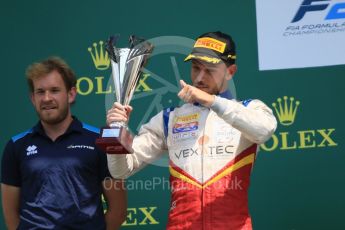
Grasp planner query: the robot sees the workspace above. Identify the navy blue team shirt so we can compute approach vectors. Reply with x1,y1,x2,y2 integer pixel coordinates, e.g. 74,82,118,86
1,117,111,229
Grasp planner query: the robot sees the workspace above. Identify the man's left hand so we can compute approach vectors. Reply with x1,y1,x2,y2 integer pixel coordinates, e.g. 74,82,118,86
178,80,215,107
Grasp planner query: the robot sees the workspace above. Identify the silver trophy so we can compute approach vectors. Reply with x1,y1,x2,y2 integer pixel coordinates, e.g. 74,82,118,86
96,35,154,154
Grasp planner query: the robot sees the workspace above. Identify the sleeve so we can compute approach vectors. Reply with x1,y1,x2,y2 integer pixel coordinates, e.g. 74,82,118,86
107,111,167,179
210,96,277,144
98,148,112,181
1,140,21,187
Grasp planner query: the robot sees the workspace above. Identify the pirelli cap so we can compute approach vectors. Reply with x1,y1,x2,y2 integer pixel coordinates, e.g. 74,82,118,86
184,31,236,66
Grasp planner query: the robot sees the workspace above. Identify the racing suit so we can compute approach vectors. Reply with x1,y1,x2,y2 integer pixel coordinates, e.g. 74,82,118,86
107,92,277,230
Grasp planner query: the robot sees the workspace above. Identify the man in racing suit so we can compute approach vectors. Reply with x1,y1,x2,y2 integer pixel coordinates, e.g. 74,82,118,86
106,31,277,229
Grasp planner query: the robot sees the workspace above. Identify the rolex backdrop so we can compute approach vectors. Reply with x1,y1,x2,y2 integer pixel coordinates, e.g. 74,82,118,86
0,0,344,229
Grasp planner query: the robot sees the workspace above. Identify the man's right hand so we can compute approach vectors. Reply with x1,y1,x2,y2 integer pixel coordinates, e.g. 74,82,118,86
106,102,133,126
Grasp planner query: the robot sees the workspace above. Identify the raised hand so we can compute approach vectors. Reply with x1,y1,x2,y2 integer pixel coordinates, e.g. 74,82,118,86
177,80,215,107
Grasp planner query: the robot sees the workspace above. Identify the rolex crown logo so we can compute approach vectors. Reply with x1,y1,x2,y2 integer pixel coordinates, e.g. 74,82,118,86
272,96,300,126
88,41,110,70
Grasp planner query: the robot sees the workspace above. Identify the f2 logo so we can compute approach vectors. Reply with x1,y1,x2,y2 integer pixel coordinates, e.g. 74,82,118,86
292,0,345,23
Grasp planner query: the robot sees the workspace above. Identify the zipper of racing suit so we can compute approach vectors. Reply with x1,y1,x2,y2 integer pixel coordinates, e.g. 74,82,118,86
201,107,212,230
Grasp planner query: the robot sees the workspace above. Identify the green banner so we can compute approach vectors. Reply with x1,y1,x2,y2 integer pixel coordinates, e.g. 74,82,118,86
0,0,344,229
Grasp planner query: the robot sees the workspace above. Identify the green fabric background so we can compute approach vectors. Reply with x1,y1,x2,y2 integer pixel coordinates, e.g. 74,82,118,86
1,0,344,229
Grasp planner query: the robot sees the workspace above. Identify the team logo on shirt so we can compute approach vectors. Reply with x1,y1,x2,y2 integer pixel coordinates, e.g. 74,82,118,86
173,113,200,134
173,113,200,123
173,121,199,134
26,145,38,156
67,145,95,150
172,131,198,141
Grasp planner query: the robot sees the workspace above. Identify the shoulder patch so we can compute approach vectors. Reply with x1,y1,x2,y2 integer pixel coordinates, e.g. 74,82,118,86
82,123,100,134
242,99,252,107
12,129,33,142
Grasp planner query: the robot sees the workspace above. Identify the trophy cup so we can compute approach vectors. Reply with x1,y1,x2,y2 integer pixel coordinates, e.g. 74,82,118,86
96,35,154,154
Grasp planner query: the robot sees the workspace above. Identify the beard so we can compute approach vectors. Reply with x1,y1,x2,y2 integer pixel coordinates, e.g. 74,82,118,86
193,72,230,95
194,83,220,95
36,102,70,125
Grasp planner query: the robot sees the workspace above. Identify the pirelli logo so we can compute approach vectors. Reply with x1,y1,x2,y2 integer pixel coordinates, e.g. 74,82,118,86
194,37,226,53
174,113,200,123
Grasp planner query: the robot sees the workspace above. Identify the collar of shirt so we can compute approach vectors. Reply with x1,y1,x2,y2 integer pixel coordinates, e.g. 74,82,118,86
218,90,233,100
32,116,83,138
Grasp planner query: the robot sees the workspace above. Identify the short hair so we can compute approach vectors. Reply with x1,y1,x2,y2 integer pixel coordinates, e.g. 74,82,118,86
26,56,76,92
